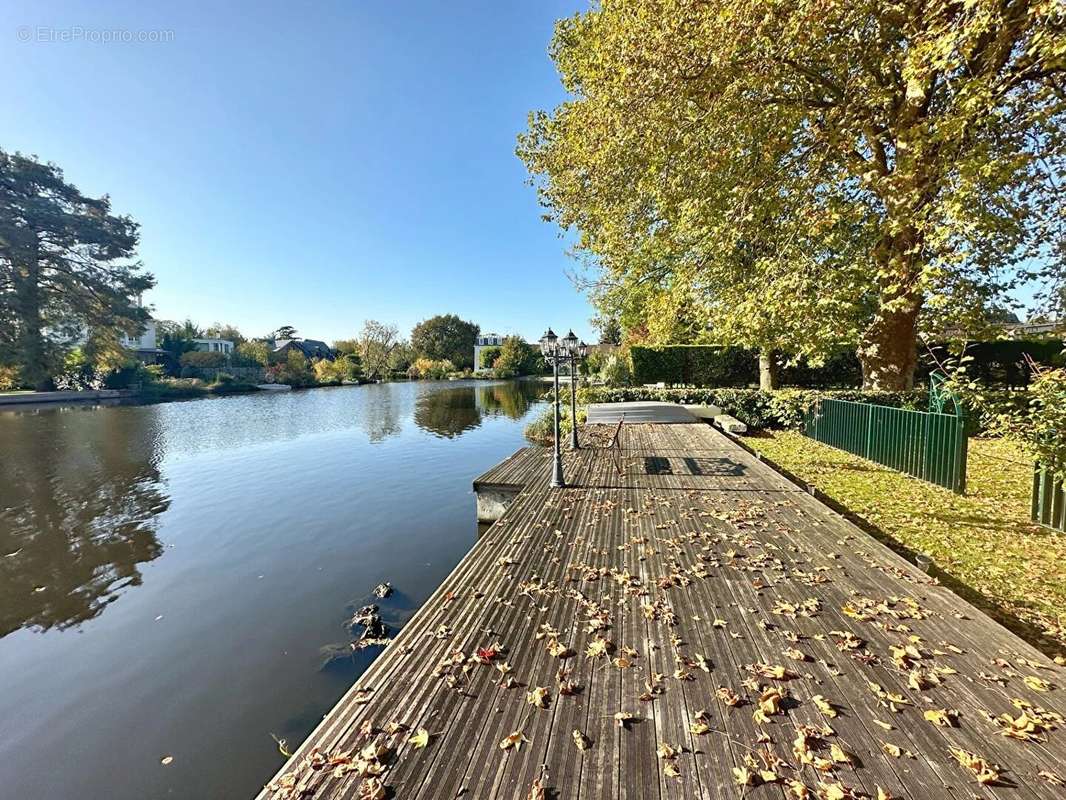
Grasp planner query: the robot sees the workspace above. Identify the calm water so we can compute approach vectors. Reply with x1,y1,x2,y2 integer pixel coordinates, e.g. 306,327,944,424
0,380,544,800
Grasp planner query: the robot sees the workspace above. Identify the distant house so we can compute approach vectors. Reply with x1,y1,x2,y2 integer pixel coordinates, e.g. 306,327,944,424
192,338,235,355
273,338,334,361
474,333,505,372
121,320,169,364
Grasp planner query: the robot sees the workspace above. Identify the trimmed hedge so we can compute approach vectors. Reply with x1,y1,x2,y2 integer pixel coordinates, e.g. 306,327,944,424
919,340,1064,388
630,346,860,387
577,386,927,430
630,340,1063,389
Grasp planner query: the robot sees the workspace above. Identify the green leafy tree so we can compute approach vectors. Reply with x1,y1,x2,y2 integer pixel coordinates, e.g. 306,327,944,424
273,325,298,341
267,348,315,387
388,340,415,373
0,150,153,388
493,336,540,377
235,339,270,366
158,319,201,365
204,323,245,344
411,314,480,369
591,315,622,345
332,338,359,356
519,1,1065,389
357,320,399,380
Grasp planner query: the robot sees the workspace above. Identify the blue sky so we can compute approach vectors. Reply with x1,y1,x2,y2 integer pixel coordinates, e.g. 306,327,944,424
0,1,596,344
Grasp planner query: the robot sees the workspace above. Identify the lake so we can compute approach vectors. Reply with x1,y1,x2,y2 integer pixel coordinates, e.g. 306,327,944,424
0,380,545,799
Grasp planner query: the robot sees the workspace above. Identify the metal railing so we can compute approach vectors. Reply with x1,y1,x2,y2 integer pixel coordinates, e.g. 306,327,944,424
1032,465,1065,532
803,399,968,493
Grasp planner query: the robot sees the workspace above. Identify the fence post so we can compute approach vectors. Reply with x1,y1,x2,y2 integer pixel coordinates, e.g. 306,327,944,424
954,418,967,494
864,401,873,460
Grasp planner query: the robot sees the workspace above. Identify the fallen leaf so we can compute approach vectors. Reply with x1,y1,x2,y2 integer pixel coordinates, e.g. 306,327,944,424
527,686,550,709
1024,675,1051,692
359,777,386,800
499,730,529,751
811,695,837,718
408,728,430,749
923,708,958,727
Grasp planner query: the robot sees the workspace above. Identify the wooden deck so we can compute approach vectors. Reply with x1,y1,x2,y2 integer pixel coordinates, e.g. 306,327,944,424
258,423,1066,800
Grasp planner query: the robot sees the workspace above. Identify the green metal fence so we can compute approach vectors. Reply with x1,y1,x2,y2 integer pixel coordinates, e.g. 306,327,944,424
803,399,968,493
1032,466,1066,532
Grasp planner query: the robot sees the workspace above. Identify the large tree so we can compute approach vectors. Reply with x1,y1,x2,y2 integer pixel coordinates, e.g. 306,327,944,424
410,314,480,369
0,151,154,388
519,0,1065,389
357,319,400,380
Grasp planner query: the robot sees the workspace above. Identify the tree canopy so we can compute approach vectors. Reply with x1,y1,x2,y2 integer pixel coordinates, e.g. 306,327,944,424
519,0,1065,389
357,320,400,380
0,150,153,388
410,314,480,369
494,336,542,377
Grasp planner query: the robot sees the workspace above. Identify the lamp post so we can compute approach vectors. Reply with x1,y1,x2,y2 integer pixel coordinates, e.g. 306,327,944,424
565,334,588,450
539,328,565,487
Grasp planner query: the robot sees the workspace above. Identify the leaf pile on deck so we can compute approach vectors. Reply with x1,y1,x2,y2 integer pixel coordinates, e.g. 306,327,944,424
267,478,1066,799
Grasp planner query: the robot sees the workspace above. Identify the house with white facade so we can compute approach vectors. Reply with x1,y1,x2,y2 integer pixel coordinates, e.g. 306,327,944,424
191,338,235,356
120,320,169,364
474,333,505,372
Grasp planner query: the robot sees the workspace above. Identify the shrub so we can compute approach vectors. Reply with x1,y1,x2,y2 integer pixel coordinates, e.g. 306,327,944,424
0,364,19,391
234,340,270,366
265,349,315,387
600,354,632,386
577,386,927,429
313,357,358,384
583,349,604,376
411,357,456,380
524,401,586,445
479,346,502,370
180,350,227,369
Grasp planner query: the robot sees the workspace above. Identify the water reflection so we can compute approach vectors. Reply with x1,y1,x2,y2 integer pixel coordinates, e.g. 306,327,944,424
0,407,167,637
0,381,543,638
413,380,543,439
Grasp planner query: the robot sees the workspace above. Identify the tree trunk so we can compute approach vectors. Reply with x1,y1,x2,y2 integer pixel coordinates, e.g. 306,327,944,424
13,255,50,390
758,350,777,391
857,301,920,391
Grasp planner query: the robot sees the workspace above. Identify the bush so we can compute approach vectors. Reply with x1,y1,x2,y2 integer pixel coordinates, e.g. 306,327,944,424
0,364,19,391
410,357,456,380
583,348,607,376
577,386,927,429
479,346,502,370
265,349,315,387
313,357,359,385
524,401,586,445
600,354,632,387
180,350,227,369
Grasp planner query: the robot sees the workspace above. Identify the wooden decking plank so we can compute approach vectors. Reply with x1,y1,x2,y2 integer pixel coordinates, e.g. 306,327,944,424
258,421,1066,800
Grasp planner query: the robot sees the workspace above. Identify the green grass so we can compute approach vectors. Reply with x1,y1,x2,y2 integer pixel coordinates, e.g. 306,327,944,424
753,431,1066,657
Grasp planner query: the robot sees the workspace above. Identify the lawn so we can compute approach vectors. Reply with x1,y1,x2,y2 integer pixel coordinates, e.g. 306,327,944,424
752,430,1066,658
